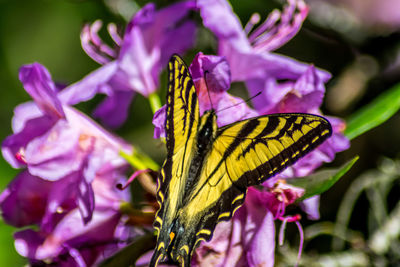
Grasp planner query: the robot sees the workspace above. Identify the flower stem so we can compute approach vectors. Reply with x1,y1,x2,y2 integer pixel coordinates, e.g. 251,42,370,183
148,92,162,114
119,202,155,225
120,149,159,171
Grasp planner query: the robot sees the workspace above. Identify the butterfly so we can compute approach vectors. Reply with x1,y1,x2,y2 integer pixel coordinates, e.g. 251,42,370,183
150,55,332,267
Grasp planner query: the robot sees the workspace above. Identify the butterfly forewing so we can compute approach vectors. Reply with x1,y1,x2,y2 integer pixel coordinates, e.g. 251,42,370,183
151,55,200,266
216,114,332,186
174,113,332,247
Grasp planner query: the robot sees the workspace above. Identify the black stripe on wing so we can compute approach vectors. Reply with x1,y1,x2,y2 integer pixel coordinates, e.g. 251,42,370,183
221,114,332,187
190,114,332,246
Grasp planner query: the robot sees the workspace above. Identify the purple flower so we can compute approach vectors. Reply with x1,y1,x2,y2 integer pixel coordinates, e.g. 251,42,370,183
60,1,196,128
0,171,52,228
10,172,130,266
152,105,167,139
197,0,331,108
152,53,258,138
196,0,351,177
247,65,325,114
188,53,259,125
192,184,303,267
2,63,131,226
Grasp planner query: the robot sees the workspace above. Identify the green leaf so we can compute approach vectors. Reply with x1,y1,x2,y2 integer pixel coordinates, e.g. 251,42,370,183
345,83,400,140
99,232,155,267
288,156,359,201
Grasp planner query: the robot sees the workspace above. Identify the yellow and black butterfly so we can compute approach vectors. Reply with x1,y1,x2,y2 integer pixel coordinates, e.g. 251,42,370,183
150,55,332,267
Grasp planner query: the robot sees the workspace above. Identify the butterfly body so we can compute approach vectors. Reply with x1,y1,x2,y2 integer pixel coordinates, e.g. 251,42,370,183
150,55,332,267
186,110,217,193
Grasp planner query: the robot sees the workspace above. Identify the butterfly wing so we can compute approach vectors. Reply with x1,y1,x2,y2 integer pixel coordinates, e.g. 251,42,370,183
151,55,200,266
172,113,332,257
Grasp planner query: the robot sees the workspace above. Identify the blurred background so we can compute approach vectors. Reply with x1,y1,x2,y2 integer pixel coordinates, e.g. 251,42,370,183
1,0,400,265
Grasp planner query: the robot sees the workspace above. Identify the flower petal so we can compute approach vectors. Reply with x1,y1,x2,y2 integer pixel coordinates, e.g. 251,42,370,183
130,1,197,65
118,26,160,96
11,102,42,134
24,120,83,181
158,21,197,66
300,195,320,220
189,53,231,93
2,114,56,168
152,105,166,139
197,0,251,52
77,172,95,224
213,92,259,127
247,212,275,267
58,61,119,105
253,65,326,114
0,171,51,227
92,89,135,129
14,229,45,259
19,63,65,119
41,174,79,233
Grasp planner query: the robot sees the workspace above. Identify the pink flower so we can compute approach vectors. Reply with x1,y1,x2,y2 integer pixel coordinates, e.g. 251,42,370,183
193,184,304,267
2,63,131,225
9,172,130,266
60,1,197,128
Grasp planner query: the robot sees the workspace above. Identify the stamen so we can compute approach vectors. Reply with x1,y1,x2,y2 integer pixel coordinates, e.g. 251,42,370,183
278,217,287,246
278,214,303,266
294,220,304,267
281,0,297,25
88,20,103,46
248,9,280,43
117,169,149,190
276,202,286,219
89,21,117,59
81,23,110,65
244,13,260,34
80,21,118,64
107,23,123,46
253,0,308,52
67,247,87,267
251,16,280,49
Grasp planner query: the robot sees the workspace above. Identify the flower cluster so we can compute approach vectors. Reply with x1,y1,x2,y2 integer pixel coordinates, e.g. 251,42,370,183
1,0,349,266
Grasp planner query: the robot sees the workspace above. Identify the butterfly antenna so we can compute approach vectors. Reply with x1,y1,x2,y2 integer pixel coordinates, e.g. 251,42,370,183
216,91,262,114
204,71,214,110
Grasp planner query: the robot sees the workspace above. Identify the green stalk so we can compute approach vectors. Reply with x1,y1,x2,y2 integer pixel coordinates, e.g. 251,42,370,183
148,92,162,114
120,149,159,171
